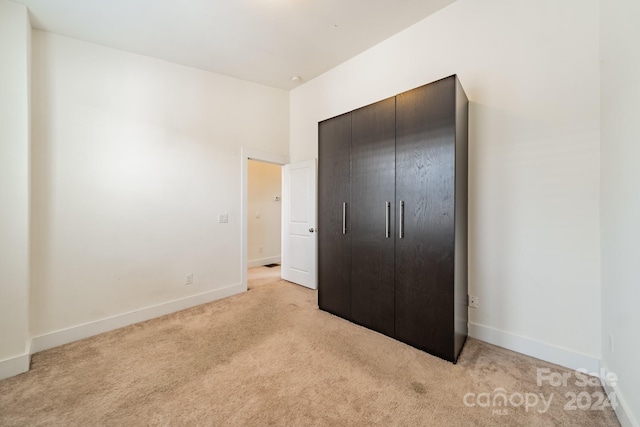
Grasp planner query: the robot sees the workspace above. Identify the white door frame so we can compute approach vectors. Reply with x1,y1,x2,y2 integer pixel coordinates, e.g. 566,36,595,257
241,147,289,291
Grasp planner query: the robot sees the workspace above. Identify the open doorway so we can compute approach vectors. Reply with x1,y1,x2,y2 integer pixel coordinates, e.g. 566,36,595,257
240,148,289,292
246,159,282,290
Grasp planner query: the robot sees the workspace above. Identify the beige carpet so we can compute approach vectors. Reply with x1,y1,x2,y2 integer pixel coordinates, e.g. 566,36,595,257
0,271,619,426
247,264,282,290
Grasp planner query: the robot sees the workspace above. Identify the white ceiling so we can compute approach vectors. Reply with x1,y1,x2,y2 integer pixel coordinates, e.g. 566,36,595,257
11,0,456,90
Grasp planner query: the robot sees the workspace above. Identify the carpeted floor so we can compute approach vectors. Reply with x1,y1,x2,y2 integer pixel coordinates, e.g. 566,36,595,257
247,265,282,290
0,268,619,426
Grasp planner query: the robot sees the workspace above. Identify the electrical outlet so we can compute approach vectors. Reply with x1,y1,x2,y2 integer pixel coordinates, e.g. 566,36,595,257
259,246,263,253
186,273,193,285
469,295,479,309
218,213,228,223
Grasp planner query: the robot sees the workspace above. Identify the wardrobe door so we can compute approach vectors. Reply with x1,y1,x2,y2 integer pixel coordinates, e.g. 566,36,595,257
318,113,352,319
395,76,457,360
350,97,396,337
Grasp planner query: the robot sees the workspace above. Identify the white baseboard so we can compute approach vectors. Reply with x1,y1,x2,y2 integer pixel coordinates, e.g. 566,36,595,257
469,322,601,373
31,283,244,354
600,361,639,427
247,256,281,268
0,351,30,381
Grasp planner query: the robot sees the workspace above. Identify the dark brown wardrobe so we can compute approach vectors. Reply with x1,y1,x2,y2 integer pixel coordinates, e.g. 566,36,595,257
318,75,469,363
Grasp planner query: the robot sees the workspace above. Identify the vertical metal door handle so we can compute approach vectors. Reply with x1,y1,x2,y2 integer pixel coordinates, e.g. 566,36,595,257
342,202,347,235
399,201,404,239
385,202,390,238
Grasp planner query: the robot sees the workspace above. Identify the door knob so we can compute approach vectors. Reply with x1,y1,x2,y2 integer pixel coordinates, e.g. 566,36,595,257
309,227,316,233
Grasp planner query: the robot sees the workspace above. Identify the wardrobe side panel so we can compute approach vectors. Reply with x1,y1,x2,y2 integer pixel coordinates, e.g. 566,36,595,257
453,76,469,362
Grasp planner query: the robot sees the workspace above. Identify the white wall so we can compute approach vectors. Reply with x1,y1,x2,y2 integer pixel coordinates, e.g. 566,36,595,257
291,0,601,368
30,31,289,340
600,0,640,424
247,160,282,266
0,0,31,379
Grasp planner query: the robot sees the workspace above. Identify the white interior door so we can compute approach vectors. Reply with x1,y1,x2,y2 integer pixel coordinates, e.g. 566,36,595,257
282,159,317,289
